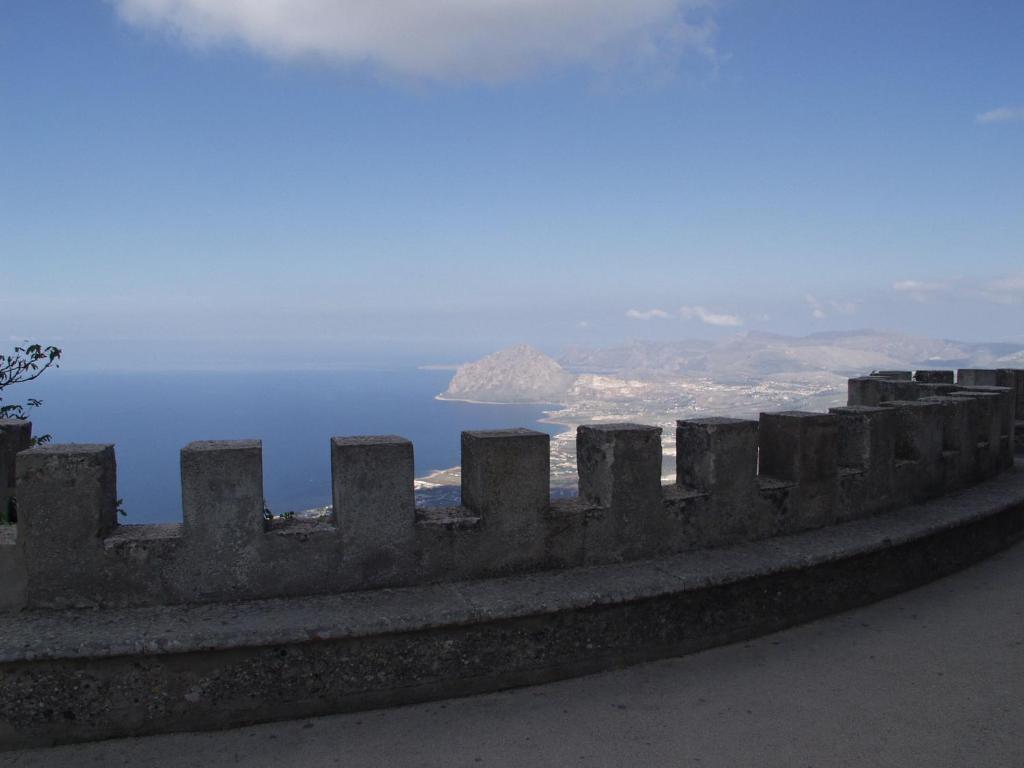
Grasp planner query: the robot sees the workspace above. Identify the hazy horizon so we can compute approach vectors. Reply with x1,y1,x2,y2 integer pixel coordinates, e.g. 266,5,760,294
14,326,1022,375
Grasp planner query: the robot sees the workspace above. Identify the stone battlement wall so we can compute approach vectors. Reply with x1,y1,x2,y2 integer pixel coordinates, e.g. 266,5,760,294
0,368,1020,612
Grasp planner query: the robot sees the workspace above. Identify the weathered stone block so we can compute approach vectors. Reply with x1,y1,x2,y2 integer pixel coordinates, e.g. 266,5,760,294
871,370,913,380
457,429,552,574
181,440,266,599
182,440,265,539
957,369,998,387
828,405,896,472
331,436,415,584
577,424,664,562
949,392,1001,479
847,376,917,405
919,396,972,489
893,381,922,401
914,382,961,398
17,444,118,544
829,406,898,519
879,400,945,501
458,430,552,573
675,418,763,544
0,420,32,520
959,386,1015,469
16,444,118,607
758,412,839,532
914,370,954,384
577,424,662,509
758,412,838,484
1000,369,1024,419
848,376,894,406
461,429,550,518
879,401,943,461
999,369,1024,452
676,418,757,495
994,372,1021,456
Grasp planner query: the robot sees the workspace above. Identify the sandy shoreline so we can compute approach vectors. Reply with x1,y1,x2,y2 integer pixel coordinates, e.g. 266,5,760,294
434,393,569,407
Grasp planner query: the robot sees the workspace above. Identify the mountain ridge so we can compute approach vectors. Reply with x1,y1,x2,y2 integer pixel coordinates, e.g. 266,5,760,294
440,344,576,404
559,329,1023,378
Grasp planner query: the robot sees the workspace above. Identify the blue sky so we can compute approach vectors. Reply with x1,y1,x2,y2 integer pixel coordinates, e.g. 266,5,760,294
2,0,1022,369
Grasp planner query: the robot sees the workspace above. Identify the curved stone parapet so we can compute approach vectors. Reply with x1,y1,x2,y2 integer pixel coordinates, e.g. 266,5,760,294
2,459,1023,749
1,369,1020,612
0,367,1021,749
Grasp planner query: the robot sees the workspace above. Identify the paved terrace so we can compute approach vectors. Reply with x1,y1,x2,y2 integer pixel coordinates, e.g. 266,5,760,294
8,539,1023,768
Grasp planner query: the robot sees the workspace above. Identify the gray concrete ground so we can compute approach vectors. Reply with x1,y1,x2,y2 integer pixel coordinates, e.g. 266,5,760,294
6,541,1024,768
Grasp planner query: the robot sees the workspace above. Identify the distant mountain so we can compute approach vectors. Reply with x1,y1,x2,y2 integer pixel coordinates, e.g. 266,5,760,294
996,349,1024,366
440,344,577,404
560,339,714,375
559,330,1024,379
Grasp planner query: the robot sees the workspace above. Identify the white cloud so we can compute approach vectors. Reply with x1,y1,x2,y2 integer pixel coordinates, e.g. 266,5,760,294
627,305,741,325
976,106,1024,124
804,294,859,319
804,294,826,319
891,274,1024,305
892,279,955,303
678,305,742,327
626,308,673,320
974,274,1024,305
111,0,717,82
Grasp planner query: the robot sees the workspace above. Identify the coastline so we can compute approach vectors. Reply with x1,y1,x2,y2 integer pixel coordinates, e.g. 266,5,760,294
418,393,578,488
434,393,568,407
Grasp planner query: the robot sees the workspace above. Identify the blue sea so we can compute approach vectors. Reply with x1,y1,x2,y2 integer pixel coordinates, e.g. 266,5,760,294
23,369,565,524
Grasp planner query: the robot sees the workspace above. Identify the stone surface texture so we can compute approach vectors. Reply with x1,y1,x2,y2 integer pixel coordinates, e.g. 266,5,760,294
12,539,1024,768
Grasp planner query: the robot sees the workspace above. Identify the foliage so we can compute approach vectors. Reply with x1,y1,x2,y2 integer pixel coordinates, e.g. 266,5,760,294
1,343,61,524
0,343,61,445
263,506,295,523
